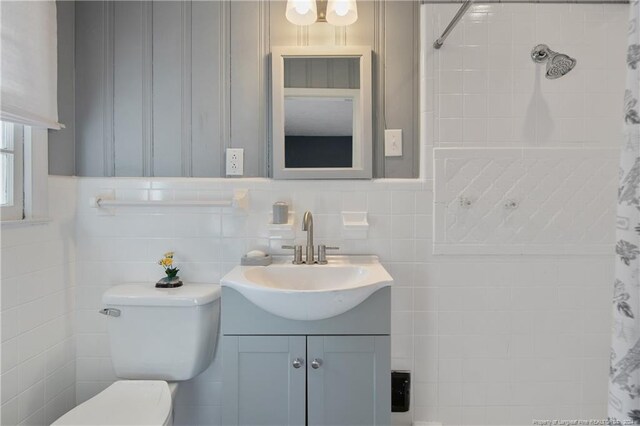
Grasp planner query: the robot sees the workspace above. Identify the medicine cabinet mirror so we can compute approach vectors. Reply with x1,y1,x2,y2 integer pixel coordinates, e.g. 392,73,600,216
271,46,372,179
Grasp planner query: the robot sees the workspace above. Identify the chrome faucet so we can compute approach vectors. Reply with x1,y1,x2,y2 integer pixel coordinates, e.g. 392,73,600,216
282,211,339,264
302,211,314,264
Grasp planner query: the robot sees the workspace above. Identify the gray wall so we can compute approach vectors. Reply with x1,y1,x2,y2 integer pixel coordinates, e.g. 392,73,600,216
54,0,420,178
48,1,76,175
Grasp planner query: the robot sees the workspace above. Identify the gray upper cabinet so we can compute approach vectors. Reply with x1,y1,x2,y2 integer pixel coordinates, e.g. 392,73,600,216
66,1,419,178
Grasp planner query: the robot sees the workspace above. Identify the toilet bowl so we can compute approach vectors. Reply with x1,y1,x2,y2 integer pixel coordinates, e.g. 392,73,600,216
52,381,179,426
52,283,221,426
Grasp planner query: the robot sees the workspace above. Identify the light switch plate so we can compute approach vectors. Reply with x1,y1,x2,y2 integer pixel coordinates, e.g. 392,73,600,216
384,129,402,157
226,148,244,176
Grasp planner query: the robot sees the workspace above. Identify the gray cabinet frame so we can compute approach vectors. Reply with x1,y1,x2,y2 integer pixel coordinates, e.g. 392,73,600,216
221,287,391,426
223,336,306,426
307,335,391,426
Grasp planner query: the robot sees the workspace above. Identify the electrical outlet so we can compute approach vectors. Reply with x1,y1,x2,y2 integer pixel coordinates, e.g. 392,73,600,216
226,148,244,176
384,129,403,157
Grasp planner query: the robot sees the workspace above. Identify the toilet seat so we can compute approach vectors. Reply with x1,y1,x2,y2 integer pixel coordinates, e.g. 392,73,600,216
52,380,173,425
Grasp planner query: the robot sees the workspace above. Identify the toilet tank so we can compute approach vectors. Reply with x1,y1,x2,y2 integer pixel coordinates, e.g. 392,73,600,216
102,283,221,381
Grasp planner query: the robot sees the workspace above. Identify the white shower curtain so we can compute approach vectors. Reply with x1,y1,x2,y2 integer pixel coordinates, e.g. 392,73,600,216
609,0,640,423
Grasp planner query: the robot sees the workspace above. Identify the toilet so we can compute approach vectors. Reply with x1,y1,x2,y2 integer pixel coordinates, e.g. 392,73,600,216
53,283,221,426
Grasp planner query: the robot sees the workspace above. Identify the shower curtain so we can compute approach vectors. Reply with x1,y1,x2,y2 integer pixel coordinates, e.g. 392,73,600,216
610,0,640,423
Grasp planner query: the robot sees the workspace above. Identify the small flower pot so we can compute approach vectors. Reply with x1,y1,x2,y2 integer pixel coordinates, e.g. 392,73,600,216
156,276,183,288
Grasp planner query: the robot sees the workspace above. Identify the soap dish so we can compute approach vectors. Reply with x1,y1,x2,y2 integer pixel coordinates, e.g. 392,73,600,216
241,254,272,266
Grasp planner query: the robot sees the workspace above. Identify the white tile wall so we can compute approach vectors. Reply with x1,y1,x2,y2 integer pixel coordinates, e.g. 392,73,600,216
433,148,619,254
427,2,627,151
416,2,622,424
426,1,627,260
74,174,613,426
73,177,432,426
1,177,77,426
6,3,622,426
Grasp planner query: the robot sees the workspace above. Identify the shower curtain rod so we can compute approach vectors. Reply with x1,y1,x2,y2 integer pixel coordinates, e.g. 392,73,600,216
423,0,628,3
433,0,473,49
430,0,628,49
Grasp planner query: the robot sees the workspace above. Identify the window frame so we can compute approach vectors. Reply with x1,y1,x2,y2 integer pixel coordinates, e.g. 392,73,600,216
23,127,50,221
1,122,24,221
0,124,49,224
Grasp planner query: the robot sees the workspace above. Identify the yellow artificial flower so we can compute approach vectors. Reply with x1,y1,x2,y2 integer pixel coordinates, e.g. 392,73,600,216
158,252,178,276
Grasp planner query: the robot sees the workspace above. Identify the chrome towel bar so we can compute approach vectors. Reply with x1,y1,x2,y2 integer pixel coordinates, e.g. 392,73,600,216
90,188,249,211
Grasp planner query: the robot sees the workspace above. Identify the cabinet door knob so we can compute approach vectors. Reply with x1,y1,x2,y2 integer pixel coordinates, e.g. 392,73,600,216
292,358,304,369
311,358,323,369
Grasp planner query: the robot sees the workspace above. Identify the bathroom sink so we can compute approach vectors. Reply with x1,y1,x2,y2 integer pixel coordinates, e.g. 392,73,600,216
220,255,393,321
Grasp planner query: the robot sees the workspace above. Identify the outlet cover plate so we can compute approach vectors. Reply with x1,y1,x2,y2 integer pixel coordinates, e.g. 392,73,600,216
226,148,244,176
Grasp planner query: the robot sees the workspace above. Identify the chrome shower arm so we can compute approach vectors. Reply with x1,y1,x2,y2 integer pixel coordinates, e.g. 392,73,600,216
433,0,473,49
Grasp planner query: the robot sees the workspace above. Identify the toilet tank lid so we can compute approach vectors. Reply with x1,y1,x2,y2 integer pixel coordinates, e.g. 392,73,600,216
103,283,221,307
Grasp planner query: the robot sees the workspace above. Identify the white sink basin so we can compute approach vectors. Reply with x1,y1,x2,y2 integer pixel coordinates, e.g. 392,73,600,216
220,255,393,321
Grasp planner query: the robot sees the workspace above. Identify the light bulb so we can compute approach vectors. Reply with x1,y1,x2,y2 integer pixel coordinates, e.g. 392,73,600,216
326,0,358,26
334,0,349,16
294,0,310,15
286,0,317,25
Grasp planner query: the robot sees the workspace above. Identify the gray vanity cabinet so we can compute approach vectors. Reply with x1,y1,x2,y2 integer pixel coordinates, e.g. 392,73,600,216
223,336,306,426
307,335,390,426
221,287,391,426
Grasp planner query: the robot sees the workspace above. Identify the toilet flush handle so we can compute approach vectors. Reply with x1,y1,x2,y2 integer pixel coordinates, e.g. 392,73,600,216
99,308,121,317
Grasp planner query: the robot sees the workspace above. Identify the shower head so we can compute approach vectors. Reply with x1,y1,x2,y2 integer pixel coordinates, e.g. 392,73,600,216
531,44,576,79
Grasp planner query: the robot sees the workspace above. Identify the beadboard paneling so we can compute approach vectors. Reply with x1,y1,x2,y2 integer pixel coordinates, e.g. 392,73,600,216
192,1,226,177
229,0,269,177
114,1,145,177
70,0,420,178
48,1,76,176
383,0,420,178
75,1,113,176
152,1,189,177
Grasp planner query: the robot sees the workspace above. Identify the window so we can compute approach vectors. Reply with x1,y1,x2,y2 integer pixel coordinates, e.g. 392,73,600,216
0,121,24,220
0,1,56,224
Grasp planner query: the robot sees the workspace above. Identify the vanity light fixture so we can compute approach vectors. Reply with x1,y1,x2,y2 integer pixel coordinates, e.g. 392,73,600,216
285,0,358,26
285,0,318,25
326,0,358,26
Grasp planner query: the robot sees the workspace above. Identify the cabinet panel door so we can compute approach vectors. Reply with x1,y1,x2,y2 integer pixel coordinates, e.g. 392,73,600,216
222,335,306,426
307,335,391,426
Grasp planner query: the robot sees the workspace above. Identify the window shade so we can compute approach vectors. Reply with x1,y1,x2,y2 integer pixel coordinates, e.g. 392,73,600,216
1,1,60,129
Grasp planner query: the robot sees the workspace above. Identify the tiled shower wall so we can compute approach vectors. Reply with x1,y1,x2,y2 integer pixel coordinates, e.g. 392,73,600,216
422,2,625,424
426,2,626,148
67,3,626,426
1,177,77,425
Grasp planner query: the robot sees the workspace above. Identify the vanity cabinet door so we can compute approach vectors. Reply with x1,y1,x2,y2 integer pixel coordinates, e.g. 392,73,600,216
307,335,391,426
222,335,306,426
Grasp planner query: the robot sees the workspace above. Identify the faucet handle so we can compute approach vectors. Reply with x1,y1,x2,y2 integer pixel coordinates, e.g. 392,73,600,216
317,245,339,265
282,244,304,265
